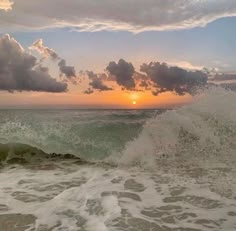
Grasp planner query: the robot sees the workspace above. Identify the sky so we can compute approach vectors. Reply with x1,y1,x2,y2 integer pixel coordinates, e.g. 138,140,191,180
0,0,236,108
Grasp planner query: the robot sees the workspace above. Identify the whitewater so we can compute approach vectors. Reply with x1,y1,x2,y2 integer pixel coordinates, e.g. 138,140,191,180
0,87,235,231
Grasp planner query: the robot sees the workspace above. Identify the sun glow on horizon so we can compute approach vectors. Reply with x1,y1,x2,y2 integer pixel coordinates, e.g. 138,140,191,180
130,93,139,106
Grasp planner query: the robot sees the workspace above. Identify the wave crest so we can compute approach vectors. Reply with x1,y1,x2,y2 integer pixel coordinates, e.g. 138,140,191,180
114,87,236,168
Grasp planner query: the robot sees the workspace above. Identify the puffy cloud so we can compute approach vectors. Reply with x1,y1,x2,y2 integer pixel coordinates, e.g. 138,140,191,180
31,39,77,80
1,0,236,32
89,59,208,95
140,62,208,95
133,72,151,90
106,59,135,90
0,34,67,92
84,88,94,95
85,59,209,95
30,39,59,60
86,71,112,92
0,0,13,11
139,80,151,90
58,59,76,79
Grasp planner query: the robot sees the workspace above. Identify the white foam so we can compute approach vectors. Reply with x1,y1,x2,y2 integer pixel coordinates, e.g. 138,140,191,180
115,87,236,168
0,162,235,230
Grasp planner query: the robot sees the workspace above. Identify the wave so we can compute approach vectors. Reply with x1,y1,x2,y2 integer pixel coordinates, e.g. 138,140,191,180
0,110,152,160
0,143,82,166
112,87,236,168
0,87,235,169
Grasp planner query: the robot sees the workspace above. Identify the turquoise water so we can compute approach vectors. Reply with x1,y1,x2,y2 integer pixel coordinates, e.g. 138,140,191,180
0,109,157,160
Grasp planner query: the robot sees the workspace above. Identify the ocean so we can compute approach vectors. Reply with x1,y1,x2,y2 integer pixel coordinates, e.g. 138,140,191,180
0,87,235,231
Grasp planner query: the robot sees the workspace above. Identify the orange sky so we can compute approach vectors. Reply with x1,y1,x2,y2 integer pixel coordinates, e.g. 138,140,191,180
0,90,192,109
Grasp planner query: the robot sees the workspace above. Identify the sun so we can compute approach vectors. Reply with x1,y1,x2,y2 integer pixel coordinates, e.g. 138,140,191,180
130,93,139,106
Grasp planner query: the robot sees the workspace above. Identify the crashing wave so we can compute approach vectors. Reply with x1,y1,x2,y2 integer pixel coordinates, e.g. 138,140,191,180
0,87,235,169
112,87,236,168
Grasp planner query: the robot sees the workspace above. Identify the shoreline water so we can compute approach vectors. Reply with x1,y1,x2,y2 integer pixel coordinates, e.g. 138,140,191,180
0,88,235,230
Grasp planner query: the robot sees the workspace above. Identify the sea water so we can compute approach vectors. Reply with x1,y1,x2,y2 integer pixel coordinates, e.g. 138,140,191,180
0,87,235,231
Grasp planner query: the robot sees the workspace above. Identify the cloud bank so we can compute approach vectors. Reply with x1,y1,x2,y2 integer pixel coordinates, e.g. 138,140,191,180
0,34,67,92
0,35,223,96
85,59,208,96
140,62,208,95
1,0,236,32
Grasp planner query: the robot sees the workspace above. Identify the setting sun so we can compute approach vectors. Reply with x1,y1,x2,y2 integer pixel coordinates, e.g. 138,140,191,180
132,100,137,105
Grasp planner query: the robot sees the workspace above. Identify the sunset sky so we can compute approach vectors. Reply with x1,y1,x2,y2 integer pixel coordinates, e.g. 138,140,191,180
0,0,236,108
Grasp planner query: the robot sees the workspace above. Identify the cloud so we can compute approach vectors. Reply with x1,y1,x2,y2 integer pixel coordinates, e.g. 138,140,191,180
0,34,67,93
1,0,236,32
0,0,13,11
31,39,76,80
140,62,208,95
84,88,94,95
167,61,204,71
58,59,76,79
87,59,208,95
212,73,236,81
139,80,151,90
30,39,59,60
220,83,236,91
86,71,112,92
106,59,135,90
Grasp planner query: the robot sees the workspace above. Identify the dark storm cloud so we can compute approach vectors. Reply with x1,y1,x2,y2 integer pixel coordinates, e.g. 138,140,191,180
87,71,113,91
140,62,208,95
106,59,135,90
0,34,67,92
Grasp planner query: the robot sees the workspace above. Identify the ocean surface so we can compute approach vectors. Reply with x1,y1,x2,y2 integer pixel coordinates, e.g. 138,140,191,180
0,87,235,231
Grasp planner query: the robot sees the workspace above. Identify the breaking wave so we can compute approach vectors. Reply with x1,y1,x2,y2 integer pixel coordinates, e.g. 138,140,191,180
0,87,235,168
114,87,236,168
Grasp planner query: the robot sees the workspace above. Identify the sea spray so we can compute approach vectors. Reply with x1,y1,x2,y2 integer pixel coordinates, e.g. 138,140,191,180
114,87,236,168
